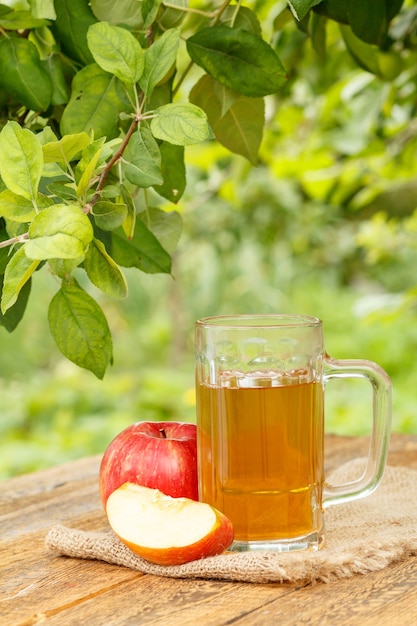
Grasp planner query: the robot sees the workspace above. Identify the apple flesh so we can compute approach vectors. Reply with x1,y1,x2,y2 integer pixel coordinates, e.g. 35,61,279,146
99,421,197,506
106,483,234,566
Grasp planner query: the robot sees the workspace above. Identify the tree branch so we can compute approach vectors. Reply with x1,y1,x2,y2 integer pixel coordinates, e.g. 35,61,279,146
0,232,29,249
89,115,140,207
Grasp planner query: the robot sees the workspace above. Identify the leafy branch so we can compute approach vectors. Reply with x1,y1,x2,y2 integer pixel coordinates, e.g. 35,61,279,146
0,0,409,377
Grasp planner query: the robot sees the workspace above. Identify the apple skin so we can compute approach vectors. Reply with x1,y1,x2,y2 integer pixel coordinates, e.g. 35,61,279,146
106,483,235,566
99,421,198,507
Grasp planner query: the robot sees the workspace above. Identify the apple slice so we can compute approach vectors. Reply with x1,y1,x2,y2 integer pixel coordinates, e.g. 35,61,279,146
106,483,234,566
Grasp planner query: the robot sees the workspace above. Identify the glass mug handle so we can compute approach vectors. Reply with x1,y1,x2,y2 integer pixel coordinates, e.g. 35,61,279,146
323,355,392,508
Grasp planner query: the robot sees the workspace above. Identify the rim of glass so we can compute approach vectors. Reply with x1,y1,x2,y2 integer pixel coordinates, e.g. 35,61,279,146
195,314,322,329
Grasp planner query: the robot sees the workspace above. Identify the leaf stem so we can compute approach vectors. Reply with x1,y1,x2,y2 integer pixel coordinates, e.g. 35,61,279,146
161,2,216,17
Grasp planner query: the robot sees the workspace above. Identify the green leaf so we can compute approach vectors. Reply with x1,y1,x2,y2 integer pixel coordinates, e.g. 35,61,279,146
52,0,96,65
46,182,78,201
119,184,136,239
110,221,172,274
76,142,103,198
0,10,48,29
0,222,11,274
0,273,31,332
385,0,404,22
48,278,113,379
0,122,44,202
41,53,69,106
0,190,53,223
0,190,36,223
92,201,127,231
83,238,128,299
310,13,327,60
151,102,212,146
153,142,186,203
340,24,378,73
190,75,264,165
60,64,131,139
313,0,349,23
0,85,6,113
1,246,40,313
123,127,163,187
28,22,56,57
287,0,322,21
90,0,145,30
75,137,106,187
157,0,187,29
26,204,94,260
42,132,92,164
139,29,180,97
340,24,399,79
142,0,162,29
220,5,262,34
186,25,287,98
0,35,52,111
137,207,182,255
36,126,58,145
87,21,145,85
28,0,56,20
214,98,264,165
349,0,387,46
48,256,85,277
376,50,403,81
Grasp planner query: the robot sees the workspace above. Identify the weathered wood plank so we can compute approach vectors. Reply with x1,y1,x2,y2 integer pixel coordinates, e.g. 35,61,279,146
0,455,101,513
0,434,416,626
235,559,417,626
1,557,144,626
20,575,301,626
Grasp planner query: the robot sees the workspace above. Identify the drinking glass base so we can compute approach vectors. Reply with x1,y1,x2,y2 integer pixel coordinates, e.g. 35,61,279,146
228,528,325,553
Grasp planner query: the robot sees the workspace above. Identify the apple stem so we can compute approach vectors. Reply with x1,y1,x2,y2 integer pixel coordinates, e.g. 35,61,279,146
159,428,167,439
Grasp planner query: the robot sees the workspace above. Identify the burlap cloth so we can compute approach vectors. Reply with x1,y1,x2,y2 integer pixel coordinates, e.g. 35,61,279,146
46,459,417,584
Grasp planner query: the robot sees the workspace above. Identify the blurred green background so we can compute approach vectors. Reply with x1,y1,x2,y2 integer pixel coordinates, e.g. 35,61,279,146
2,6,417,478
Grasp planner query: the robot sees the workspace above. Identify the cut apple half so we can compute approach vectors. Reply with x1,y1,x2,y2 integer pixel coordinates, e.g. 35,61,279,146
106,482,234,566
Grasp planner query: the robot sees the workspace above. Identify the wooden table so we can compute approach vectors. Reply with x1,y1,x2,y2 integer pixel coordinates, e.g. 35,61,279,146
1,434,417,626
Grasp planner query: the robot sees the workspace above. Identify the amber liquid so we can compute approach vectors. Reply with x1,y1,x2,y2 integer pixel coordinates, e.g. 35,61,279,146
197,374,324,542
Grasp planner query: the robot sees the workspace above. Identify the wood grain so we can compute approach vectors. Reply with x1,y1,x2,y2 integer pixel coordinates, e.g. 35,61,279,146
1,434,416,626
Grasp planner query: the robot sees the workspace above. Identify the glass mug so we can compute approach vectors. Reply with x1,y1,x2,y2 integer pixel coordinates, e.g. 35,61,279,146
195,315,392,552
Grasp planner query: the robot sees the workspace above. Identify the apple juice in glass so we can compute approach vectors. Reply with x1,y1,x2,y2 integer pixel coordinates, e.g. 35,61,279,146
195,315,392,552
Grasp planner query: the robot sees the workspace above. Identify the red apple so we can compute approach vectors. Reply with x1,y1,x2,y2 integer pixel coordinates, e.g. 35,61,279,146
106,483,234,565
99,421,197,506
